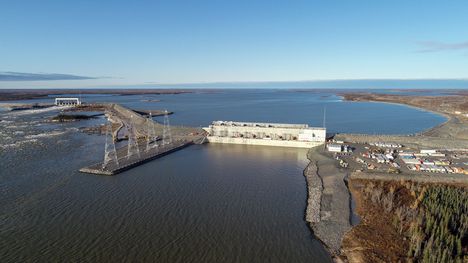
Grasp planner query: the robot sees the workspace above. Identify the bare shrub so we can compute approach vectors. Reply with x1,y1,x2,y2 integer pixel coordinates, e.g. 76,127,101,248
371,188,383,204
382,192,394,212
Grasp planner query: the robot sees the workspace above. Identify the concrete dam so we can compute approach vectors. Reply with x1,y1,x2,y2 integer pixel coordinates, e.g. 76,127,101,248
80,103,326,176
203,121,326,148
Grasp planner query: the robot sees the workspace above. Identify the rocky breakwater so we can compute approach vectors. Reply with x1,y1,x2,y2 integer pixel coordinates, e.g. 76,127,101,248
304,158,322,224
304,146,352,259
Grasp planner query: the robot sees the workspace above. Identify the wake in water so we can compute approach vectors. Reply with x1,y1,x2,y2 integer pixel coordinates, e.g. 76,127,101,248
0,139,40,150
24,130,67,139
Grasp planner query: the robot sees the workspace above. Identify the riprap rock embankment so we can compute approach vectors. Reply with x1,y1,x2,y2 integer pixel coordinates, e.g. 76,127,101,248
304,146,352,257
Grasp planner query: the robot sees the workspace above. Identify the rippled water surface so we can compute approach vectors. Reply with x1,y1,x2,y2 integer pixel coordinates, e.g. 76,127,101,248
0,90,446,262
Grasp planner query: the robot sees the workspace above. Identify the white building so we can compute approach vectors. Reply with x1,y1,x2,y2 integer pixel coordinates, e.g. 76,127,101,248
55,98,82,106
203,121,326,148
327,144,343,152
420,149,437,154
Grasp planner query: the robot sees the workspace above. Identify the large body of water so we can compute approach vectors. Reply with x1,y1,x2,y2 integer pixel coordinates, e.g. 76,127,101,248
0,89,446,262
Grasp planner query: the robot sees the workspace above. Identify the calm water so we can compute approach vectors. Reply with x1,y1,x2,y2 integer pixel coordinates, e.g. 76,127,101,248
0,90,446,262
25,89,446,134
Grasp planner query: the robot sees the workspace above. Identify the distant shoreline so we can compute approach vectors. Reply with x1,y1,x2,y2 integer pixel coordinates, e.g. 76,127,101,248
1,87,467,102
0,89,193,101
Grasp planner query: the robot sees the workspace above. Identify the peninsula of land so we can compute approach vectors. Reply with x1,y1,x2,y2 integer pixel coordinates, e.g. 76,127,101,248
305,92,468,262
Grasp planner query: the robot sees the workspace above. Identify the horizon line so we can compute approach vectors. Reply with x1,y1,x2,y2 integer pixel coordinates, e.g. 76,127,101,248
2,77,468,90
145,78,468,86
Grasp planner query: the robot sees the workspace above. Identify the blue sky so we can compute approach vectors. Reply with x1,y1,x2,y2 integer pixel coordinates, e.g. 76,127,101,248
1,0,468,88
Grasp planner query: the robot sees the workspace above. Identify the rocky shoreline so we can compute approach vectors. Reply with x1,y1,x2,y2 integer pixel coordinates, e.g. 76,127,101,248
304,146,351,260
304,153,322,224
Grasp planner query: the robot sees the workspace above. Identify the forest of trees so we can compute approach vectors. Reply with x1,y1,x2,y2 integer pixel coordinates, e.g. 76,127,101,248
407,186,467,262
363,181,467,262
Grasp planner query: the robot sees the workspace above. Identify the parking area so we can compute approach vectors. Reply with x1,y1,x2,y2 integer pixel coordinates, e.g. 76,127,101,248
326,140,468,177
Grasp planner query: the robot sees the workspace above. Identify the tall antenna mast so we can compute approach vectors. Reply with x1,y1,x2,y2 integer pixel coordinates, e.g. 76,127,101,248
323,106,326,128
102,119,119,170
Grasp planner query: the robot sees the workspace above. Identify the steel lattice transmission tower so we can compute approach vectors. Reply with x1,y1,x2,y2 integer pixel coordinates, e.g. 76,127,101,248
102,120,119,170
146,112,158,151
162,110,172,145
126,115,141,159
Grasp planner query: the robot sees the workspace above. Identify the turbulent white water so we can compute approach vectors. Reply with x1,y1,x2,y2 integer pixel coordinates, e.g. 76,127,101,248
0,107,78,151
0,139,39,149
7,106,71,116
24,130,67,139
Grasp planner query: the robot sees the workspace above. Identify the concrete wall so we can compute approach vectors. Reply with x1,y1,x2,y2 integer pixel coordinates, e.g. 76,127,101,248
206,136,324,148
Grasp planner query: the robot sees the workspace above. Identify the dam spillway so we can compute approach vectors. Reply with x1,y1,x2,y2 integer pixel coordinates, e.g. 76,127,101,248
203,121,326,148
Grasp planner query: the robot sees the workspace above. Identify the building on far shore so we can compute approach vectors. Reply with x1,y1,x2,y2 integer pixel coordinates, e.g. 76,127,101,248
203,120,326,148
55,98,82,106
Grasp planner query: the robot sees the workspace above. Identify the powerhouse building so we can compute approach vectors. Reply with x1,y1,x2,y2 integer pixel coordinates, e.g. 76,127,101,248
203,121,326,148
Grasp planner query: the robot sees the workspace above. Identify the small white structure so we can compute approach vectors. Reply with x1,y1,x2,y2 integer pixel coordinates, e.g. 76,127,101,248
328,144,352,153
55,98,82,106
327,144,343,152
402,158,421,165
370,142,402,148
